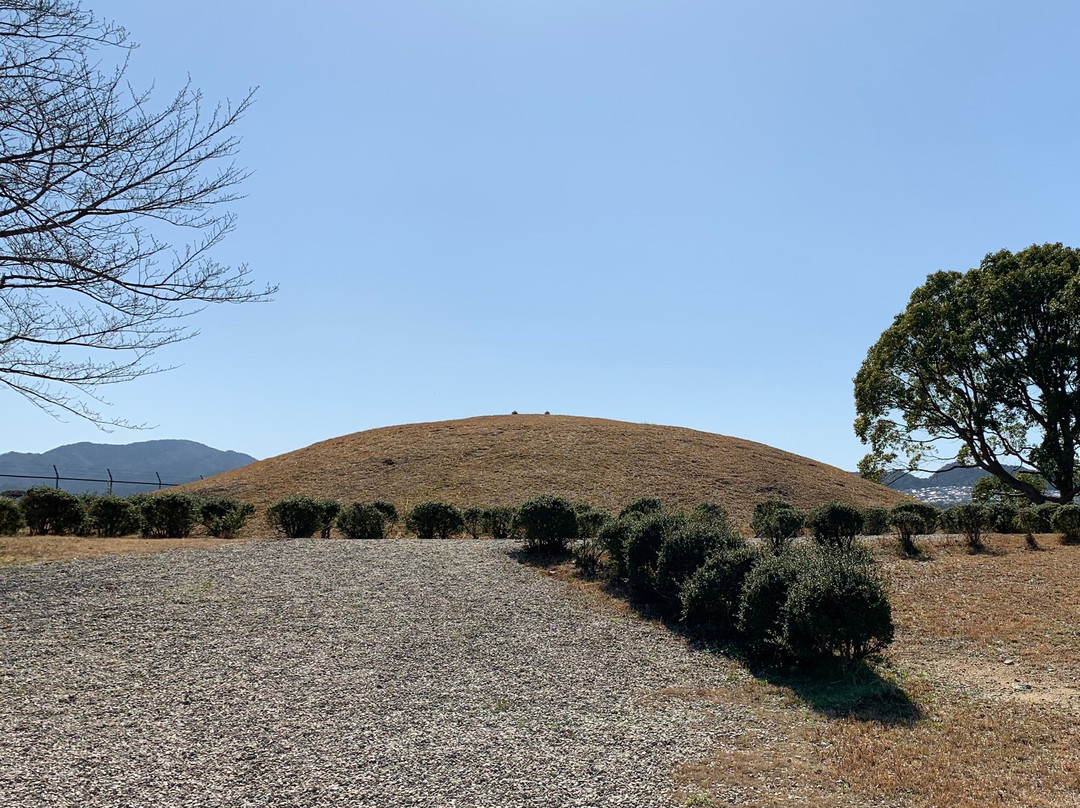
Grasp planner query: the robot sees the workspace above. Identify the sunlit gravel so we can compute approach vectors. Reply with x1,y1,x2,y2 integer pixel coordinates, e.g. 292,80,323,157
0,539,756,807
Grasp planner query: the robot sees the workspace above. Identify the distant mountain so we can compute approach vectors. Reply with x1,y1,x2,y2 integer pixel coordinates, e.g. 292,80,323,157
0,440,257,495
883,463,1010,491
876,463,1033,507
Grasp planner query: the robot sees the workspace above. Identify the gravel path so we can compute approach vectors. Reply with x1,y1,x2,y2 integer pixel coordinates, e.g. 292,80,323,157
0,540,761,807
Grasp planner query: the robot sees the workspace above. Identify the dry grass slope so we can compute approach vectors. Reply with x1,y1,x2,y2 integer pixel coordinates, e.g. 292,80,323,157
180,414,908,525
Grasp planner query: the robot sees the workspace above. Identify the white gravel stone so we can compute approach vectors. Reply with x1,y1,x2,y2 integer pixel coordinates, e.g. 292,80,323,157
0,539,757,807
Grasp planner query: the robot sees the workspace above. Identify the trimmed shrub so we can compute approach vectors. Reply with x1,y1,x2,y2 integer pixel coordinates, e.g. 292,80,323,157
750,498,803,555
987,501,1020,534
736,550,804,660
316,500,340,538
950,503,991,551
406,501,464,540
680,544,761,635
891,502,939,534
654,521,743,616
481,506,516,540
597,516,638,578
514,495,578,553
860,506,890,536
889,510,925,556
266,495,328,538
781,549,894,666
619,497,663,519
199,497,254,539
372,501,399,526
462,506,484,539
481,507,514,540
87,495,141,538
20,486,85,535
1016,508,1042,550
0,497,24,535
806,502,864,550
139,492,199,538
336,502,386,540
1033,503,1060,533
624,511,685,599
1052,504,1080,544
573,536,604,578
574,503,611,539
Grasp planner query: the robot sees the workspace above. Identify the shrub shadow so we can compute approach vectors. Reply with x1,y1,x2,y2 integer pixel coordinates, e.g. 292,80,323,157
511,547,924,725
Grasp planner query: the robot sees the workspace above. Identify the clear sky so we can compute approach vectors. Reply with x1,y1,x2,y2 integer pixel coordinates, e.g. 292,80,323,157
3,0,1079,471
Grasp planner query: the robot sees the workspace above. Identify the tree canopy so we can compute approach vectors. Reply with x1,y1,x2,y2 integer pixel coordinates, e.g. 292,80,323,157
0,0,273,425
854,243,1080,504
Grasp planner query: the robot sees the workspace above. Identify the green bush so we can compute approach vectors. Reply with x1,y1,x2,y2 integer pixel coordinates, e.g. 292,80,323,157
481,506,516,540
514,495,578,553
336,502,387,540
624,511,685,599
406,501,464,540
20,486,85,535
0,497,24,535
736,550,804,660
266,495,329,538
198,497,254,539
680,544,761,635
860,506,890,536
1016,508,1042,549
597,516,638,578
574,503,610,538
1052,504,1080,544
781,549,894,666
950,503,990,551
619,497,663,519
573,536,604,577
462,506,484,539
750,498,803,555
806,502,864,550
889,510,924,556
891,502,939,534
86,495,141,538
986,501,1020,534
315,500,340,538
372,500,399,525
1032,502,1060,533
139,492,199,538
654,522,743,616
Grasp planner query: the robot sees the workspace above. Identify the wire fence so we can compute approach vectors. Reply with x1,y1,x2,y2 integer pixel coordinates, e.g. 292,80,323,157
0,466,187,493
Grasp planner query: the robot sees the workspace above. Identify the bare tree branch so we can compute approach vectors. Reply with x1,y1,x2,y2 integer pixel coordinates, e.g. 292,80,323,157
0,0,275,426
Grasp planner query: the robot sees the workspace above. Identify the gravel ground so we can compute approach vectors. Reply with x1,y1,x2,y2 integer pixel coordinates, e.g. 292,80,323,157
0,540,763,807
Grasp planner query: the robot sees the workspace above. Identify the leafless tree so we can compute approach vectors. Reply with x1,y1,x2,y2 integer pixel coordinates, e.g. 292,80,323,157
0,0,274,425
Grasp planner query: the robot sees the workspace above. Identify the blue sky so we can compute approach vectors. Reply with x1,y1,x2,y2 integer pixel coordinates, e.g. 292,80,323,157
3,0,1079,471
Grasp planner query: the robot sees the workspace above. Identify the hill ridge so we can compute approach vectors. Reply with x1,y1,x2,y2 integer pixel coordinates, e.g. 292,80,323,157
181,414,907,525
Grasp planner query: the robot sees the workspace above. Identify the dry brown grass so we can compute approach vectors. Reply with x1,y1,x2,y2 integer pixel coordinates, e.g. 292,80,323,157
0,534,250,566
178,414,908,527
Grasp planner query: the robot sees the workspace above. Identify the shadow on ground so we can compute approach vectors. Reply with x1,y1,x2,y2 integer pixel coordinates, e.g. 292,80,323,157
511,546,923,726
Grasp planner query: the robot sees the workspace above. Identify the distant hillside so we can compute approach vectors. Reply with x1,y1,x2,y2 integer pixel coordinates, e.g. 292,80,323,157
181,414,910,527
0,440,256,495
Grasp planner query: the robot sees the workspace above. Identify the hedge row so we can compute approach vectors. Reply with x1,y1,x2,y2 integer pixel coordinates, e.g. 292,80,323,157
585,500,894,668
0,487,254,539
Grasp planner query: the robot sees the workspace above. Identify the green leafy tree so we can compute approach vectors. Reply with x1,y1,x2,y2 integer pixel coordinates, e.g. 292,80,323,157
972,472,1047,503
855,244,1080,504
